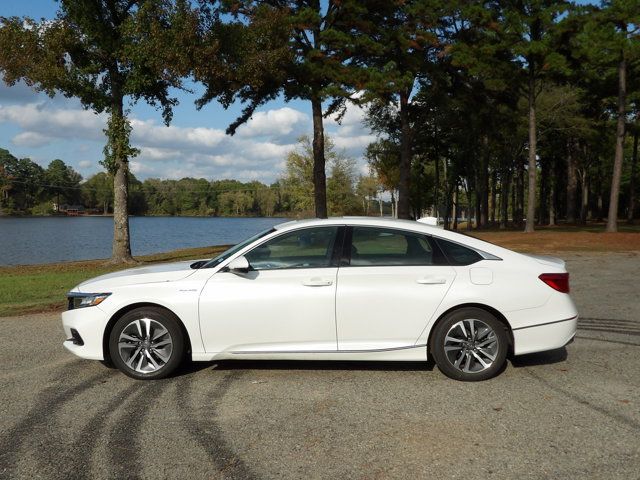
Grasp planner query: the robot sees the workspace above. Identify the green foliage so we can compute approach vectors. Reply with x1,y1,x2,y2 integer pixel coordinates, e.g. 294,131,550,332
279,136,363,216
0,149,46,214
82,172,114,214
195,1,366,131
102,115,140,174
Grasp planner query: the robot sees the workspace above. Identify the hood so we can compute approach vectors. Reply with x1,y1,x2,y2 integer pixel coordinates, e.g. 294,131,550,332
76,260,200,291
522,254,566,269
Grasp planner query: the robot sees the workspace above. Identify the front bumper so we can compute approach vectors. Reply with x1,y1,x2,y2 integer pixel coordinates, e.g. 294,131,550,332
61,306,109,360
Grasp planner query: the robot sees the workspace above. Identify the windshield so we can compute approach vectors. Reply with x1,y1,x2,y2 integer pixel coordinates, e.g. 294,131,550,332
202,228,275,268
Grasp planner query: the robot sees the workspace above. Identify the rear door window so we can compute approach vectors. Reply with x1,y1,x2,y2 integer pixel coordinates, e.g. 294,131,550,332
348,227,437,266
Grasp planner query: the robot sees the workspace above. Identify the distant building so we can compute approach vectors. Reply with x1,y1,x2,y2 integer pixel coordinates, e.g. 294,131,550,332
58,204,86,216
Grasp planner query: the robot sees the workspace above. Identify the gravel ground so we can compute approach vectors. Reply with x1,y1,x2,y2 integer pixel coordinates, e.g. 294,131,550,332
0,252,639,479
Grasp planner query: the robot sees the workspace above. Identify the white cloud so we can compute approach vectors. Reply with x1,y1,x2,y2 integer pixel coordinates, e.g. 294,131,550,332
236,107,309,138
242,141,295,160
12,131,52,148
130,119,226,152
0,98,378,183
130,161,157,175
332,134,377,151
0,103,105,141
139,146,180,161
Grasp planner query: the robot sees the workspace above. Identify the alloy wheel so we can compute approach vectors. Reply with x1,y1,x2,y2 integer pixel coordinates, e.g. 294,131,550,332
443,318,499,374
118,317,173,374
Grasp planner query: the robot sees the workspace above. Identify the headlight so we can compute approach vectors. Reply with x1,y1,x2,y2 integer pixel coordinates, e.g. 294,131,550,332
67,293,111,310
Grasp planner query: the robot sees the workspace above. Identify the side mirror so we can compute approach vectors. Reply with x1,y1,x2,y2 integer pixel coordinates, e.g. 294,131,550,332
227,255,250,274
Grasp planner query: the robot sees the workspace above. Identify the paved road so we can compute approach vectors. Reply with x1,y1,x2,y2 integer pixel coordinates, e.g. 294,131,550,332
1,252,639,479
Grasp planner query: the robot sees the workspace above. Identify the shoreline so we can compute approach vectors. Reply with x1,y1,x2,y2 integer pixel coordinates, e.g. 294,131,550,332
0,244,230,317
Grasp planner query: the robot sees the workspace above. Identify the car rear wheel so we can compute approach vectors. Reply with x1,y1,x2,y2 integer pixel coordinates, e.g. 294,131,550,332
109,307,184,380
431,308,508,381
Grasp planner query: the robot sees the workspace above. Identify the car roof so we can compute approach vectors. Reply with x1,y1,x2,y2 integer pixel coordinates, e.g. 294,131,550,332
273,217,516,259
274,216,428,231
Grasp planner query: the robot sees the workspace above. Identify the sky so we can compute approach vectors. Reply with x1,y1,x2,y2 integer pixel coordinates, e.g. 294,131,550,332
0,0,375,183
0,0,600,183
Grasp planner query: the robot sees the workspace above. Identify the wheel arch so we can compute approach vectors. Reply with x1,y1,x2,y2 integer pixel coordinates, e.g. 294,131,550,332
102,302,192,364
427,303,514,359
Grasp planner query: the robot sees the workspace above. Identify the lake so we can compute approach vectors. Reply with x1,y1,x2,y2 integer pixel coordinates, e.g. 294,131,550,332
0,216,287,266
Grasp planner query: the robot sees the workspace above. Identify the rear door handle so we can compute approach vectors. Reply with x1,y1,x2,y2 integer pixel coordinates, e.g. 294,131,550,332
302,278,334,287
417,277,447,285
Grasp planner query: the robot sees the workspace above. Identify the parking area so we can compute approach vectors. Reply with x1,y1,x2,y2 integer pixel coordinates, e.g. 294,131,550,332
1,252,639,479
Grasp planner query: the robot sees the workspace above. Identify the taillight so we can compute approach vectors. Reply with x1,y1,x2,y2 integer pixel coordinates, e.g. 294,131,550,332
539,273,570,293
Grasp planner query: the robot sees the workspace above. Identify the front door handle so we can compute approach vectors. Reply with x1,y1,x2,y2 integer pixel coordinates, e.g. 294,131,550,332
302,278,334,287
417,277,447,285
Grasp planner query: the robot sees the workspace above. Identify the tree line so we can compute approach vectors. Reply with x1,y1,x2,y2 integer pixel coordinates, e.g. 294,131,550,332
0,138,380,217
0,0,638,263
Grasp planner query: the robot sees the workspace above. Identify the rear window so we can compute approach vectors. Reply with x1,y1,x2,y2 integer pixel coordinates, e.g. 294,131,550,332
435,238,482,266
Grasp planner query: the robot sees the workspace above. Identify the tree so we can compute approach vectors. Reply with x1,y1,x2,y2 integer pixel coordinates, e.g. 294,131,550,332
280,135,359,215
356,175,380,215
596,1,637,231
566,1,639,231
345,0,449,219
45,159,82,209
83,172,114,214
195,0,363,219
327,154,359,215
255,186,277,216
365,139,402,217
498,0,570,232
0,150,46,213
0,0,191,262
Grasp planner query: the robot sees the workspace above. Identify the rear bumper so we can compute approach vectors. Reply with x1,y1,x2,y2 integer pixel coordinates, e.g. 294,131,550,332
512,316,578,356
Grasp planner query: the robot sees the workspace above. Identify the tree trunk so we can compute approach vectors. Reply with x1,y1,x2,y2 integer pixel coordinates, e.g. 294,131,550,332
525,68,537,233
500,172,510,229
111,94,134,264
465,182,473,230
595,160,604,222
606,53,627,232
397,91,412,219
311,95,327,218
628,127,638,224
390,190,396,218
452,185,458,230
475,188,481,229
478,135,490,228
580,170,588,225
490,170,497,225
434,150,439,221
538,160,547,226
549,165,556,226
514,162,524,227
566,139,578,223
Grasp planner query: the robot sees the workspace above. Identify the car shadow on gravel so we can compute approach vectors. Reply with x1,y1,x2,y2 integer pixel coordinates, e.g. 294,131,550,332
510,347,568,368
190,359,436,373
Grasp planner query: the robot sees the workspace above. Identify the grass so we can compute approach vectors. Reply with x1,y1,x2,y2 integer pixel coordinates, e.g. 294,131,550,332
0,245,229,317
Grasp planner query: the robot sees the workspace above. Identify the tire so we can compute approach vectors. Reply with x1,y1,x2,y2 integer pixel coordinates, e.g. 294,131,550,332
108,307,185,380
431,307,509,382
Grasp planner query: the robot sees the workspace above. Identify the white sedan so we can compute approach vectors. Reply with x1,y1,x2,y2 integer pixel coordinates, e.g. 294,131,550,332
62,217,578,381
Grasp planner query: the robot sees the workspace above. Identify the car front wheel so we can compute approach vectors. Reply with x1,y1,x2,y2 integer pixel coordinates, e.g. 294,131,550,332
108,307,184,380
431,308,509,381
